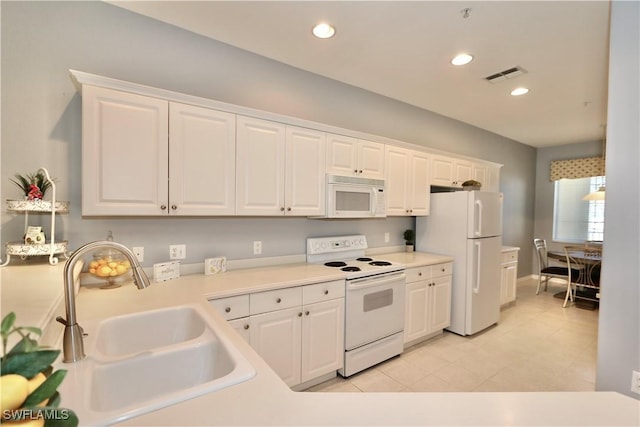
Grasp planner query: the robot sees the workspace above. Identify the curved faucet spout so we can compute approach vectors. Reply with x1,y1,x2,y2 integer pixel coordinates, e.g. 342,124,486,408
58,241,152,363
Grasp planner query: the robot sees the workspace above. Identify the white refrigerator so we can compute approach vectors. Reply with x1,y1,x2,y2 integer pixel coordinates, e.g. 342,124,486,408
416,191,503,336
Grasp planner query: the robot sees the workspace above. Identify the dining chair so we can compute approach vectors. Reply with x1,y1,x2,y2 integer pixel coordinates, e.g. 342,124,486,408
563,245,601,307
533,239,574,300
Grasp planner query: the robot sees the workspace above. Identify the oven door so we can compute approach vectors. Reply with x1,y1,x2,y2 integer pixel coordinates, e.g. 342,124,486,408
344,271,406,350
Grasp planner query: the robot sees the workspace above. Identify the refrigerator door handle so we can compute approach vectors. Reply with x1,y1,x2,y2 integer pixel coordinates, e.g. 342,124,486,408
474,199,483,236
473,241,481,294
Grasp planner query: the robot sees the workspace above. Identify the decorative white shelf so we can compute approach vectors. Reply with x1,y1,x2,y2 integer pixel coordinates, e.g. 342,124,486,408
1,168,69,266
6,199,70,213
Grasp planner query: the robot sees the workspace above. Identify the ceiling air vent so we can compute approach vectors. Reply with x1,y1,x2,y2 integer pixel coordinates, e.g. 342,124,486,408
485,66,527,84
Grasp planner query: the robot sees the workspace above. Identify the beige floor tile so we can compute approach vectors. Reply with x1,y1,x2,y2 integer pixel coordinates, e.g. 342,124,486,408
306,278,598,394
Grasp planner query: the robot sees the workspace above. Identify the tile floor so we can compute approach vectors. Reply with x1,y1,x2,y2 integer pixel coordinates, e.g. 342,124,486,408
307,278,598,393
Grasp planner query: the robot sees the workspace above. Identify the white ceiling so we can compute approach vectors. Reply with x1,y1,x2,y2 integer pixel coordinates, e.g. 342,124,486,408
109,1,611,148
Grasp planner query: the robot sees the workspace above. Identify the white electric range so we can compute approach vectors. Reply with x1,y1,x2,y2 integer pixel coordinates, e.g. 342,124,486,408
306,235,406,377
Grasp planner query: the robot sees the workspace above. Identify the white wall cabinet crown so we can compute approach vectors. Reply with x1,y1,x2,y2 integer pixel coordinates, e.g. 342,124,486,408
326,133,385,180
236,117,326,216
404,262,452,346
385,145,431,216
82,85,236,216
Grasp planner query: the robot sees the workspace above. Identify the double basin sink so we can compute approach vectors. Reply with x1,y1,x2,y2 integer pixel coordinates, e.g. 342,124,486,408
59,304,256,425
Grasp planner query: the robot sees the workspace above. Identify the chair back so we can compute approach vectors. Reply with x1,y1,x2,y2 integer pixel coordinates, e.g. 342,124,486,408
533,238,549,272
564,245,601,288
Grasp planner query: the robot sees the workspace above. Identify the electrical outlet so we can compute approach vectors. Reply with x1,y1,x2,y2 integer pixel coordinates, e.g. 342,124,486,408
631,370,640,395
170,244,186,260
253,241,262,255
384,232,390,243
132,247,144,263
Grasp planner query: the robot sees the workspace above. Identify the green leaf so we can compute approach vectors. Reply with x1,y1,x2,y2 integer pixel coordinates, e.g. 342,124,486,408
47,390,61,408
0,349,60,378
23,370,67,407
22,326,43,336
1,311,16,336
7,334,40,355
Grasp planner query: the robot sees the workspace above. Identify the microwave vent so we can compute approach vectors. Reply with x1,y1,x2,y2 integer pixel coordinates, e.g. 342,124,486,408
485,66,527,84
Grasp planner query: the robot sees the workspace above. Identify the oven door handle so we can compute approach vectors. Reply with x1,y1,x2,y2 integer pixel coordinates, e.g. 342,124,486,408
347,272,406,290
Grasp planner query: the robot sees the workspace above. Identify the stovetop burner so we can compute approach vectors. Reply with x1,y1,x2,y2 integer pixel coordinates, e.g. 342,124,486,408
325,261,347,268
341,266,361,272
356,257,373,262
369,260,392,266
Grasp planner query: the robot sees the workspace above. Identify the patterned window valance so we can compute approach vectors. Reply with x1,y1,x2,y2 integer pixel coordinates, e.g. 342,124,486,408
550,157,605,181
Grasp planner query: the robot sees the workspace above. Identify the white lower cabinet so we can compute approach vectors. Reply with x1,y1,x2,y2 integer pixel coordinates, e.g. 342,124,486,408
210,280,344,388
404,263,452,346
500,248,519,306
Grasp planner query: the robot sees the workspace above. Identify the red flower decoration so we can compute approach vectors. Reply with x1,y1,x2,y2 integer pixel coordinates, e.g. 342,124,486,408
27,184,43,200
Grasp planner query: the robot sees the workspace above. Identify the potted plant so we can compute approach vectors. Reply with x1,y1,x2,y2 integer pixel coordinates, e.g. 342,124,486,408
403,229,415,252
10,171,54,200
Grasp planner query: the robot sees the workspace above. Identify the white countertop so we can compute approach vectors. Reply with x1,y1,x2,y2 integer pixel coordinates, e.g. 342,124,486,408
3,252,639,426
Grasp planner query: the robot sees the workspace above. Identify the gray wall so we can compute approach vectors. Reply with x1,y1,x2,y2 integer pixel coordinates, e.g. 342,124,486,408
1,1,536,272
596,0,639,399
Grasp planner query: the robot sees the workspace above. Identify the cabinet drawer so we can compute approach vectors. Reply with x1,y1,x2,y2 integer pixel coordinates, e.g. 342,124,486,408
405,266,432,283
501,250,519,264
303,280,345,305
432,262,452,278
209,295,250,320
251,287,302,315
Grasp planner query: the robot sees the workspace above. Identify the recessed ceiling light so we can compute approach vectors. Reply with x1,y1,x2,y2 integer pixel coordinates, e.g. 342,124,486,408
510,87,530,96
451,53,473,66
312,23,336,39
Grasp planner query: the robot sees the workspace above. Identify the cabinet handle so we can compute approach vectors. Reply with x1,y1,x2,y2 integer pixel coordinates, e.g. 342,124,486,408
280,207,285,211
171,204,177,210
225,307,231,313
243,324,249,330
354,169,358,173
358,170,363,174
287,207,292,211
418,272,422,276
276,298,282,303
324,290,329,295
298,312,303,317
441,268,446,272
305,311,310,316
160,205,167,210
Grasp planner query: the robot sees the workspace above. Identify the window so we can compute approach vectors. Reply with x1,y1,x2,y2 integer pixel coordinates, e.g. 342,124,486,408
553,176,605,242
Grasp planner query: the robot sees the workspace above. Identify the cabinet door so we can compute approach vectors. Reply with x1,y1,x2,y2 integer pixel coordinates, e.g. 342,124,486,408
431,155,455,187
404,280,429,343
250,307,302,387
410,151,431,216
82,85,168,216
326,133,358,176
301,298,344,382
236,116,286,215
428,276,452,334
472,164,488,190
169,103,236,215
385,145,411,215
501,263,518,305
285,126,326,216
228,317,251,344
454,160,473,186
357,139,385,180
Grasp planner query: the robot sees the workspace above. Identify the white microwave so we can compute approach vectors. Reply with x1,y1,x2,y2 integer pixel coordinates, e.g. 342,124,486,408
323,175,386,218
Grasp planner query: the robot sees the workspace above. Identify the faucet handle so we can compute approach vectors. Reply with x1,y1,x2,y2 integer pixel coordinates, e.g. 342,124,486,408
56,316,68,326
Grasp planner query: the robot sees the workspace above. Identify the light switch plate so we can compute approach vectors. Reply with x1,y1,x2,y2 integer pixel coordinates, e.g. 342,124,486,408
205,257,227,276
153,261,181,282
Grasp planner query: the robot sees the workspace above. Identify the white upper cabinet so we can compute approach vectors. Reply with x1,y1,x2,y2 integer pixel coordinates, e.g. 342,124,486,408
431,155,472,188
385,146,430,216
169,102,236,215
236,116,326,216
82,85,169,216
82,85,236,216
326,134,385,180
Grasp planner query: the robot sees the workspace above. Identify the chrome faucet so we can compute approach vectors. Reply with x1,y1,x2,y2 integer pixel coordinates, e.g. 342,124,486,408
56,241,152,363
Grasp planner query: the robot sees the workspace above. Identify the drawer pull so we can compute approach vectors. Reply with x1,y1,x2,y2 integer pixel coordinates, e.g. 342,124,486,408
418,272,422,276
305,311,310,316
225,307,231,313
298,312,303,317
276,298,282,303
243,324,249,330
441,268,446,272
324,290,329,295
